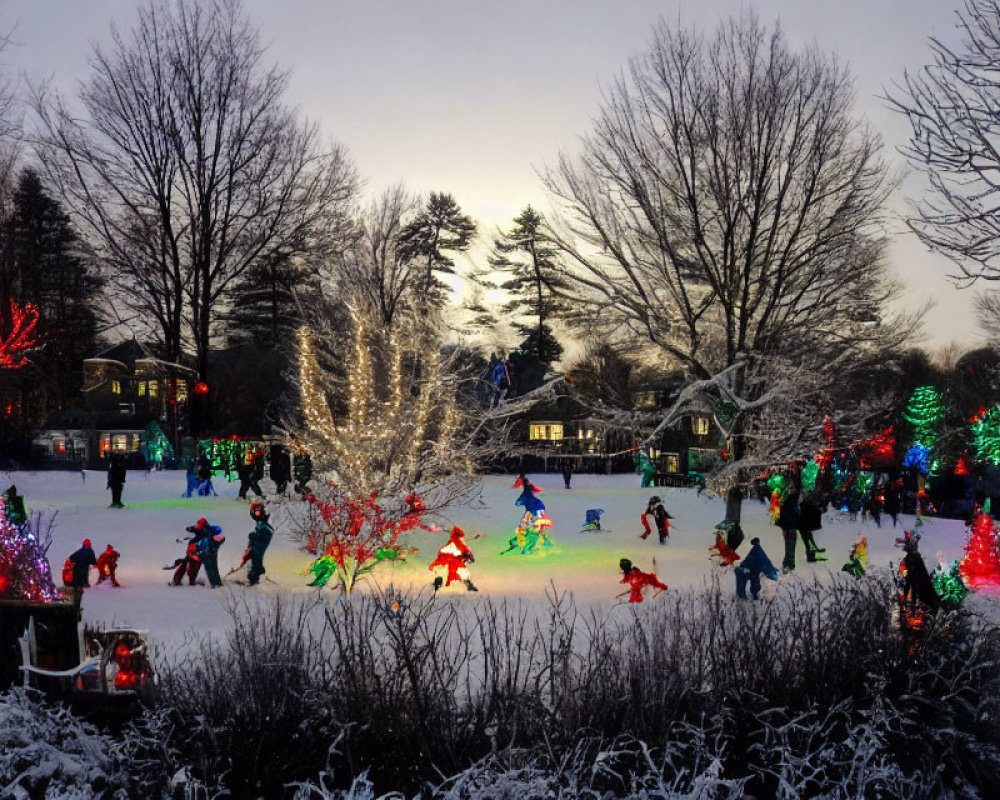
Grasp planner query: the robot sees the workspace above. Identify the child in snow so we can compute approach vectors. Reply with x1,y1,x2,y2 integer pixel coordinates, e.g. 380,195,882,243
185,517,225,588
166,535,202,585
65,538,97,589
735,537,779,600
429,525,477,591
245,502,274,586
618,558,668,603
641,496,672,544
95,544,122,587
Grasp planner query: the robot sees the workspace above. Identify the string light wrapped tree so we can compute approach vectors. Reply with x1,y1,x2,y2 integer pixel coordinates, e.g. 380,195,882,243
902,385,946,449
971,406,1000,465
0,300,40,369
960,511,1000,591
294,300,484,592
0,508,60,603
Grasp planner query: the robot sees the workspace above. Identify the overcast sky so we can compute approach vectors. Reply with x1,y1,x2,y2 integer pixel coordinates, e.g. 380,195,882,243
0,0,982,351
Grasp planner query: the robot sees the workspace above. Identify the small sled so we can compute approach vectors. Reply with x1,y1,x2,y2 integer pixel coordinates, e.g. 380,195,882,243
581,508,608,532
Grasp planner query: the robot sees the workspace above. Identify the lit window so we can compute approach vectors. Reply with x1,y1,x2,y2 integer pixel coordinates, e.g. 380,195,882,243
529,423,564,441
54,438,66,455
111,380,121,394
662,452,680,473
99,434,111,458
130,434,140,452
149,381,159,398
138,381,146,397
176,382,188,402
691,416,710,436
112,434,128,452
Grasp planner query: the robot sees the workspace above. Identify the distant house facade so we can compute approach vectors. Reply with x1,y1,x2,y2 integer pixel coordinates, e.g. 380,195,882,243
517,375,723,480
32,340,196,468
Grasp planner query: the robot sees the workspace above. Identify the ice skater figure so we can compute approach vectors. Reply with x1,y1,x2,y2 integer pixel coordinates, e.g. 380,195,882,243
842,535,868,578
708,532,740,566
640,496,672,544
3,484,27,527
618,558,668,603
107,453,127,507
95,544,122,587
65,538,97,589
245,502,274,586
188,517,226,588
561,460,573,489
429,525,478,591
166,533,202,586
735,537,779,600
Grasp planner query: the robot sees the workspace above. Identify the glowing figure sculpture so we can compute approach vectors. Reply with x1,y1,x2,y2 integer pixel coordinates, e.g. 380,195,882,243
960,512,1000,591
429,525,477,591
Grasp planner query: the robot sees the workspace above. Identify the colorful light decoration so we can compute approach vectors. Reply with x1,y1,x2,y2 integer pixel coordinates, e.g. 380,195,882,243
853,426,896,470
902,444,931,475
902,385,946,449
955,451,973,476
0,504,60,603
193,380,210,396
0,301,40,370
304,486,433,594
801,460,820,494
971,406,1000,465
296,305,471,499
932,558,969,609
503,476,554,555
960,512,1000,591
816,415,836,469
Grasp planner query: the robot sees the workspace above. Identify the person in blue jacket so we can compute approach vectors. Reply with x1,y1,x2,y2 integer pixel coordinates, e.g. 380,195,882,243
246,502,274,586
188,517,225,588
735,537,779,599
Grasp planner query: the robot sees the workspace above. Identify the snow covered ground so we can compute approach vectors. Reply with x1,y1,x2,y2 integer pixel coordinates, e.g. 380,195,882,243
2,468,992,651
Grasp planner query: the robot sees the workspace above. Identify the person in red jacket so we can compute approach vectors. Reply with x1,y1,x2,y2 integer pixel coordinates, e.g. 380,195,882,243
429,525,478,591
95,544,122,587
619,558,668,603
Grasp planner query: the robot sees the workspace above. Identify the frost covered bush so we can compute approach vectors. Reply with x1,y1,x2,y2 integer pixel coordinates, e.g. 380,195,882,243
0,688,128,799
139,574,1000,799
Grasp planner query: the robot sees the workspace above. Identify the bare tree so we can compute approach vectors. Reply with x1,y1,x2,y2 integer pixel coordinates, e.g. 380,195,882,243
337,185,421,329
544,13,915,521
977,289,1000,340
889,0,1000,286
30,0,357,379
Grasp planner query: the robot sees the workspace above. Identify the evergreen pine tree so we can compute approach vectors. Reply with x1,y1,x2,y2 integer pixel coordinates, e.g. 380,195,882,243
224,253,313,350
490,206,568,365
398,192,476,305
12,169,100,413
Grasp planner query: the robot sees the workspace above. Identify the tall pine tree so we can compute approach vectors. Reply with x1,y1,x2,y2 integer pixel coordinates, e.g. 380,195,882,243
490,206,567,365
398,192,476,305
12,169,100,415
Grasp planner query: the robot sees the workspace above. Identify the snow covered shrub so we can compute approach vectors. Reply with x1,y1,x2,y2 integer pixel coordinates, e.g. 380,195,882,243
146,594,336,800
139,577,1000,799
0,687,129,798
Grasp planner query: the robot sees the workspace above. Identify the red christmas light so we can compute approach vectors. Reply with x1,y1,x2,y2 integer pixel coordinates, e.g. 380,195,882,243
816,415,836,468
193,380,210,396
854,426,896,470
960,512,1000,591
0,301,40,369
955,451,973,476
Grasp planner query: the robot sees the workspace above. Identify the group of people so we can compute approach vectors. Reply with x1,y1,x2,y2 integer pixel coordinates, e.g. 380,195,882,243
183,445,312,501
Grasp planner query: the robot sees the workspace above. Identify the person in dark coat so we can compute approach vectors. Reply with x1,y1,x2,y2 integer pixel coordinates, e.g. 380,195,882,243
3,484,27,527
107,453,127,507
736,537,779,599
189,517,225,588
884,480,902,527
778,489,801,572
237,458,263,500
561,460,573,490
67,539,97,588
246,502,274,585
641,496,672,544
268,445,291,495
798,493,827,563
293,451,313,494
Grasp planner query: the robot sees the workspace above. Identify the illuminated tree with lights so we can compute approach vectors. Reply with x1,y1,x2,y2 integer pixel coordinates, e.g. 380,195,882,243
960,512,1000,591
296,302,478,506
971,406,1000,465
902,385,946,448
0,508,60,603
0,300,40,369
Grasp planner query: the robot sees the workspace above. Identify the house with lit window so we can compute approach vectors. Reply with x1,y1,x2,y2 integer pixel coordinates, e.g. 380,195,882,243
32,340,196,467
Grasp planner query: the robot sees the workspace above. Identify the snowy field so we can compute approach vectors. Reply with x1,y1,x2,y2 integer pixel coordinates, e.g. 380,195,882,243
2,468,991,649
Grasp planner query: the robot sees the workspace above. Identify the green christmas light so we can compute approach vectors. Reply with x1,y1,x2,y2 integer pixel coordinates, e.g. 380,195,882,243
972,406,1000,465
801,460,819,494
902,385,946,449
